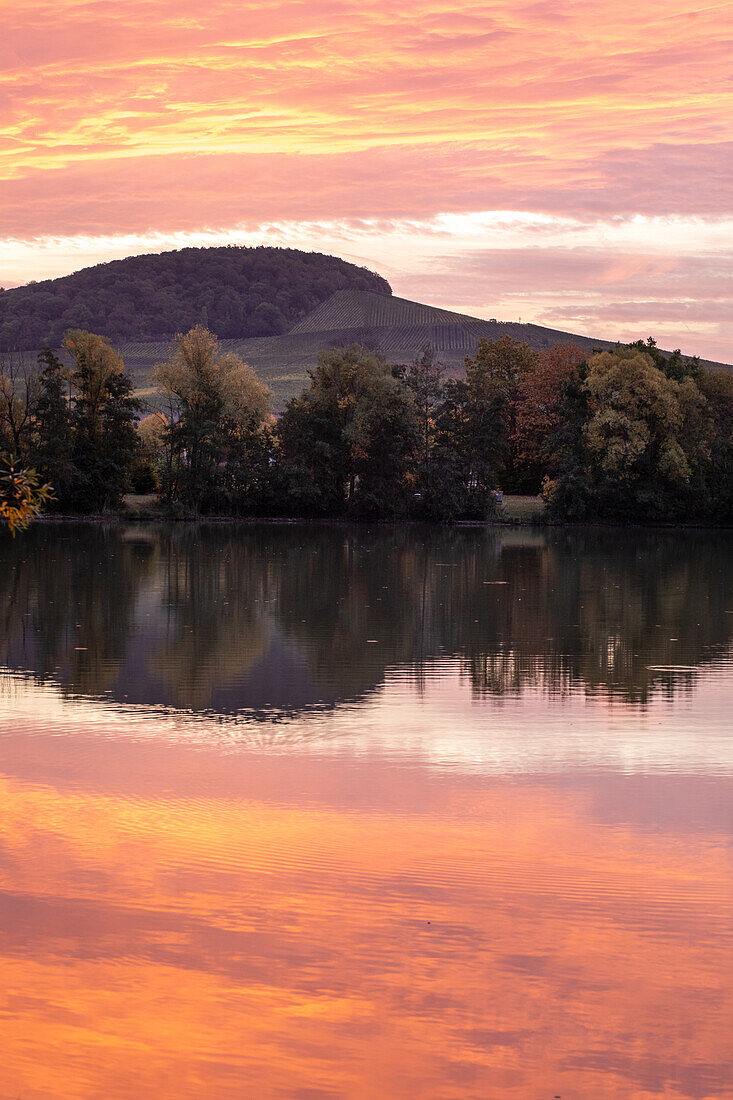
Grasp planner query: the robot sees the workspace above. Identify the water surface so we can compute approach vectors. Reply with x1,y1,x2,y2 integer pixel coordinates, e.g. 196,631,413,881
1,524,732,1098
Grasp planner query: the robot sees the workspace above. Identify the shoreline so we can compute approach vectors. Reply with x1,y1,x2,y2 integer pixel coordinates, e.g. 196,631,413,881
32,513,733,532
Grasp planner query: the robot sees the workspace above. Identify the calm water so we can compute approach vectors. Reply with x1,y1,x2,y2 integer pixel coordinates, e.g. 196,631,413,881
1,523,732,1099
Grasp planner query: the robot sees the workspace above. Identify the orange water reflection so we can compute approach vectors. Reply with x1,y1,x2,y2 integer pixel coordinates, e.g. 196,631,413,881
1,702,732,1099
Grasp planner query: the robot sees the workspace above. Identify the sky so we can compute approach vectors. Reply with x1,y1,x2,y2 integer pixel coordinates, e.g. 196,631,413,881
1,0,731,360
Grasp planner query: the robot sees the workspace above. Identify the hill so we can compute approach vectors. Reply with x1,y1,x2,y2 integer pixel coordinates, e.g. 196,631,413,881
4,249,729,411
111,288,730,411
0,246,391,348
289,288,624,359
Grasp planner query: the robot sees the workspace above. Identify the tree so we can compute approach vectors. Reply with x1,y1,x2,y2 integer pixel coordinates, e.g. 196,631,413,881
0,350,39,463
63,329,141,512
627,337,702,383
424,337,538,516
154,325,273,512
546,345,712,520
276,345,419,517
462,336,538,491
513,343,586,487
404,345,459,517
407,345,446,471
31,349,74,505
347,365,421,517
696,370,733,520
0,457,54,535
133,412,168,493
582,349,708,488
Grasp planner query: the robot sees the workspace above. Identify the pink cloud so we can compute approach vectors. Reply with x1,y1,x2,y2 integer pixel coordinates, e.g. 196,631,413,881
0,0,729,359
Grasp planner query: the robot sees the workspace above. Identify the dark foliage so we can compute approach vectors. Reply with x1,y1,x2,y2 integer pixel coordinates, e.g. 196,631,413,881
276,346,420,519
68,366,140,513
545,346,732,525
0,246,392,350
3,335,141,514
4,324,731,527
31,350,75,507
627,337,702,383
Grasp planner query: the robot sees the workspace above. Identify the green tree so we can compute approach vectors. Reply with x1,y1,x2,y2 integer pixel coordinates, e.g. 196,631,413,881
696,370,733,521
407,345,446,471
276,345,419,517
546,345,712,521
32,349,74,506
627,337,702,383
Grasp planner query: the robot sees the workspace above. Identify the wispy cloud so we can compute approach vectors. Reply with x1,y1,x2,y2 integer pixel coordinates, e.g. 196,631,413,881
0,0,730,358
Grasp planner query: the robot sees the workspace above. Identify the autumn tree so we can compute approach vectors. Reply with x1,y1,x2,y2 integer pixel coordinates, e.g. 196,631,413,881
461,336,538,491
132,412,168,493
513,343,586,487
154,325,273,512
546,345,712,520
0,457,54,535
0,351,39,463
63,329,141,512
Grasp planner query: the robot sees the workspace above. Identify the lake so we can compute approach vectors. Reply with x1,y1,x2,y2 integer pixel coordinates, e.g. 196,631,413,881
1,523,732,1099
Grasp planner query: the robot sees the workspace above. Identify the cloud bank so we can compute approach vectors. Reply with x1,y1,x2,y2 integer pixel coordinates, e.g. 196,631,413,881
1,0,730,358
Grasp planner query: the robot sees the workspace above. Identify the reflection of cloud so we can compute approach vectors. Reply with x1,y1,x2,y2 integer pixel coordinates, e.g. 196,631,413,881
4,665,733,776
0,756,731,1097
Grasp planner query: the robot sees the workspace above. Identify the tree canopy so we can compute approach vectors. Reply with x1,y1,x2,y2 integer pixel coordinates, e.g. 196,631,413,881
2,324,731,526
277,345,420,517
154,325,273,513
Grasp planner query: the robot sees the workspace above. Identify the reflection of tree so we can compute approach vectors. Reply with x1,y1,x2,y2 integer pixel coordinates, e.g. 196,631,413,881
0,524,731,710
147,527,271,709
0,524,155,696
457,529,733,702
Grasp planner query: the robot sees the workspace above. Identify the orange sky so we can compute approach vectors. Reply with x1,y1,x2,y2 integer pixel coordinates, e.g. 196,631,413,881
1,0,732,358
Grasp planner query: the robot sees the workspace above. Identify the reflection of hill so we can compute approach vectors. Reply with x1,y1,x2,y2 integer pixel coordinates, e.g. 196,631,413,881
0,524,731,714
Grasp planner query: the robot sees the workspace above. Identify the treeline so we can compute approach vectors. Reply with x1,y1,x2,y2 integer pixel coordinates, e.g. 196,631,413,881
0,246,392,348
2,326,732,523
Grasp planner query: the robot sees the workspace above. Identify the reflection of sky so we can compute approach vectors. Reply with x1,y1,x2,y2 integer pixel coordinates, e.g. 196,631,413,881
3,656,733,775
1,659,733,1098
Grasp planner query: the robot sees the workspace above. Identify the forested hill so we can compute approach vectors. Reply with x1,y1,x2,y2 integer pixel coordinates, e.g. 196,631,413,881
0,246,392,349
